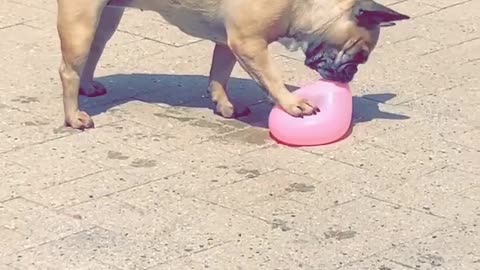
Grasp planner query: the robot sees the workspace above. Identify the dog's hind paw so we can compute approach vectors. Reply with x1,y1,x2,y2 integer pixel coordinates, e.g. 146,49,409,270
215,101,250,118
79,81,107,97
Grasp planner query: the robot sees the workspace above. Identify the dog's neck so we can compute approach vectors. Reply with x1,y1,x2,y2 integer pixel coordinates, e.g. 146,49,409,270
283,0,354,48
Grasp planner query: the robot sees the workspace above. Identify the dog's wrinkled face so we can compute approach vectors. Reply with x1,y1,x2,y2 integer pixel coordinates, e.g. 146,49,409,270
304,0,409,83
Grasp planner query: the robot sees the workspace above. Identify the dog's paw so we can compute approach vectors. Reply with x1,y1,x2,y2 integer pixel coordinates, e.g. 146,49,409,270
79,81,107,97
278,94,319,117
215,100,250,118
65,111,94,130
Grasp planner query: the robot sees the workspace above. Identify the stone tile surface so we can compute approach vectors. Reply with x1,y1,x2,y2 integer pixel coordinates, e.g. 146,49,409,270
1,0,478,269
380,225,480,270
0,198,91,257
242,196,452,268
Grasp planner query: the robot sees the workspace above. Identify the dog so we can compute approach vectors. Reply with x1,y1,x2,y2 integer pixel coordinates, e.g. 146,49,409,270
56,0,409,129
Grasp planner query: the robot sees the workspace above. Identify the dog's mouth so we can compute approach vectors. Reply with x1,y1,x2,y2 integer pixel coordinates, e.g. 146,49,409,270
319,62,358,83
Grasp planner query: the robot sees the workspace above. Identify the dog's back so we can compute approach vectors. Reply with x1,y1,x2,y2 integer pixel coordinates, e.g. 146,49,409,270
108,0,229,42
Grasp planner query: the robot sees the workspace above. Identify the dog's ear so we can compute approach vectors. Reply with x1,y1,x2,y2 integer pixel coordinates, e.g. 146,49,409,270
353,0,410,28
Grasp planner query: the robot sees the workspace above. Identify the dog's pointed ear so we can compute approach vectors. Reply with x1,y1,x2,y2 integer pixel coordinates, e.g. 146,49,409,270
353,0,410,28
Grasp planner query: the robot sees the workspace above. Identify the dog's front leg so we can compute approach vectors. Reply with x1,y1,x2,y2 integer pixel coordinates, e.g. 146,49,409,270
228,38,317,117
57,0,107,129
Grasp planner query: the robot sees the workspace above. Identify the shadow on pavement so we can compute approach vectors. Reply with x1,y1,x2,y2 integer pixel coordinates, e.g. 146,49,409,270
83,73,410,129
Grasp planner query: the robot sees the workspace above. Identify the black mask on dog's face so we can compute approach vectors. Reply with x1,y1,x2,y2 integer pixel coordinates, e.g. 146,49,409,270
304,0,409,83
305,43,366,83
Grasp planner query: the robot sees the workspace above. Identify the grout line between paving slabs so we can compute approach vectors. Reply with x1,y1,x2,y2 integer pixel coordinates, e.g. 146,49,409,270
56,160,277,211
363,123,479,157
393,82,466,106
0,103,54,131
420,36,480,56
0,20,37,30
365,194,469,225
441,136,480,152
8,195,217,259
91,259,123,270
336,222,463,269
0,167,107,205
144,241,232,270
385,259,419,269
101,175,193,206
0,226,95,260
465,57,480,64
9,0,55,13
117,116,245,152
0,131,72,155
0,119,125,155
116,29,205,49
335,223,457,269
25,168,110,194
0,156,29,171
190,169,364,243
223,202,324,243
332,239,414,270
415,0,474,18
5,196,98,223
385,0,408,6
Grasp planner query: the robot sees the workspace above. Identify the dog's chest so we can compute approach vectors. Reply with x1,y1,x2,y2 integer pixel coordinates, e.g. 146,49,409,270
116,0,228,43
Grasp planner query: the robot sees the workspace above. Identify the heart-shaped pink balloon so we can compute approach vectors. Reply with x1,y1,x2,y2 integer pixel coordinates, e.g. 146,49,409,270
268,80,352,146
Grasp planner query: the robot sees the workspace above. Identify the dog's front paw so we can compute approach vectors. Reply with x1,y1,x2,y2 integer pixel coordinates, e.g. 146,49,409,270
65,111,94,130
278,94,319,117
79,81,107,97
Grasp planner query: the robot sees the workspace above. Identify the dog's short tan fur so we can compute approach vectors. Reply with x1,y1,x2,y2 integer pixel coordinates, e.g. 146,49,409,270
56,0,409,129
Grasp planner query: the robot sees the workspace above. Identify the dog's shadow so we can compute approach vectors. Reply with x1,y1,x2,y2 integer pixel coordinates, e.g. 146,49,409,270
81,73,409,129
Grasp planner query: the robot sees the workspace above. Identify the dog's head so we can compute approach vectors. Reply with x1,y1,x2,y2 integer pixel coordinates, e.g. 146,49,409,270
303,0,410,83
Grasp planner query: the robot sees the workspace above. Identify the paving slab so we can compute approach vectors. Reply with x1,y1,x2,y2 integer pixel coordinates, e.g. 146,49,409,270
241,196,452,269
0,198,91,257
380,225,480,270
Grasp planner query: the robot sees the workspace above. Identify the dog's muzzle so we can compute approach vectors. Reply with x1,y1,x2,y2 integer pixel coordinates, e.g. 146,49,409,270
327,62,358,83
305,46,359,83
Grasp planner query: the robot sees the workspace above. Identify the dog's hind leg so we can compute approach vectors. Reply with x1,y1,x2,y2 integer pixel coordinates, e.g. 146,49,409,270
57,0,108,129
208,44,250,118
80,7,124,97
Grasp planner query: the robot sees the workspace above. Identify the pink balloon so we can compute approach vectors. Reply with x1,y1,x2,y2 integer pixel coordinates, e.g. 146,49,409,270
268,80,352,146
